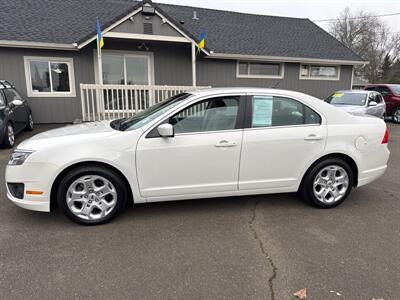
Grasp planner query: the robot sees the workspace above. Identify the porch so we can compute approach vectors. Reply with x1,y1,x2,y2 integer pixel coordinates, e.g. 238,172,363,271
80,83,209,121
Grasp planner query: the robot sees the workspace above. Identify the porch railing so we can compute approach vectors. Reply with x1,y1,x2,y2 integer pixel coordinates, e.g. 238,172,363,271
80,84,210,121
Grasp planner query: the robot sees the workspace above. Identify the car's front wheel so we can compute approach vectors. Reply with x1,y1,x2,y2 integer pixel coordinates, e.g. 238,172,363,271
2,122,15,148
57,165,128,225
393,107,400,124
300,158,354,208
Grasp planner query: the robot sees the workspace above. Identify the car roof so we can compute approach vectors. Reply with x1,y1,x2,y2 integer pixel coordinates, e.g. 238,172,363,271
189,87,318,99
0,80,14,89
334,90,372,95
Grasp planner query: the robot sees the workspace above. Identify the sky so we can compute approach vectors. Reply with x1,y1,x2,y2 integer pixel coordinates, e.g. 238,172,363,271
154,0,400,33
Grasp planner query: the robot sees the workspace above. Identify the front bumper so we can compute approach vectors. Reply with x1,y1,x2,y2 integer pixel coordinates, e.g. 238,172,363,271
5,162,59,212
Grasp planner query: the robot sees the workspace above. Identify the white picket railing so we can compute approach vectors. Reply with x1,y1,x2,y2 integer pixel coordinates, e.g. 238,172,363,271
80,84,210,121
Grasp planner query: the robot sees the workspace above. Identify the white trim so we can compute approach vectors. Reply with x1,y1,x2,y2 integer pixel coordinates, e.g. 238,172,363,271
236,61,284,79
93,50,155,85
0,40,77,50
23,56,76,98
208,52,368,65
154,10,209,55
350,65,354,89
298,64,341,81
104,32,190,43
191,42,197,86
77,7,143,49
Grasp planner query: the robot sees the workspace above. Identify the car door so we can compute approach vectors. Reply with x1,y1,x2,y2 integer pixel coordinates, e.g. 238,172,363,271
239,94,327,191
136,95,245,199
376,86,393,113
3,88,28,132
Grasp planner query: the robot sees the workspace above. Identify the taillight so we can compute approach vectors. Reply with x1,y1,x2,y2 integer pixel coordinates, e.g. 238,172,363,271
382,127,389,144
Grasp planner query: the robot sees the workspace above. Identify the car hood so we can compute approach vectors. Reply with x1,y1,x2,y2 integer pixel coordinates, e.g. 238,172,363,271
330,104,366,113
17,121,120,151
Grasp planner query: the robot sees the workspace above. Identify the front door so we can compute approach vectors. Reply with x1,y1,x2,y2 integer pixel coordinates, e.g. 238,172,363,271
239,95,327,191
136,95,244,199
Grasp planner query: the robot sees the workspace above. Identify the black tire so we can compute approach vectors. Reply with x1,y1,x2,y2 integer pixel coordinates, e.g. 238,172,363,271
57,165,128,225
2,122,15,148
25,112,34,131
392,107,400,124
299,158,354,208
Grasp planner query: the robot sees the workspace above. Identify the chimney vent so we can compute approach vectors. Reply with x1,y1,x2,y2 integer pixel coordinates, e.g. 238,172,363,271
192,11,199,20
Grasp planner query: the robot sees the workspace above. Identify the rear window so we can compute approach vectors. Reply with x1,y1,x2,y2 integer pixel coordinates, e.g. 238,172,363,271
325,92,366,106
389,85,400,96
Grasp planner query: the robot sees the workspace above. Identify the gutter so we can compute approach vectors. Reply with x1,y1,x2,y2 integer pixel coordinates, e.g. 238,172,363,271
207,52,369,65
0,40,78,51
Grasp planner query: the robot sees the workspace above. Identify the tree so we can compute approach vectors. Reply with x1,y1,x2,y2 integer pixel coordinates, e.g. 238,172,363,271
329,8,392,83
380,53,392,82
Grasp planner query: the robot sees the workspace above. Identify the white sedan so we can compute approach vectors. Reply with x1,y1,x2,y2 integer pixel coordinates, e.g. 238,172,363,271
6,88,390,225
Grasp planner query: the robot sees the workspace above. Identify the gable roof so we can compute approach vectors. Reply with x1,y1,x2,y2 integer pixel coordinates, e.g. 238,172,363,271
0,0,364,63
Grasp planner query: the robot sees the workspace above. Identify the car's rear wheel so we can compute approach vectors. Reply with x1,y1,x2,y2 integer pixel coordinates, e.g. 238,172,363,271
57,165,128,225
300,158,354,208
393,107,400,124
2,122,15,148
25,113,34,131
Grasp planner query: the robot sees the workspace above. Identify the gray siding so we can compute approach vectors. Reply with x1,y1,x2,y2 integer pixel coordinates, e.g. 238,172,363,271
0,47,94,123
197,59,353,99
0,41,353,123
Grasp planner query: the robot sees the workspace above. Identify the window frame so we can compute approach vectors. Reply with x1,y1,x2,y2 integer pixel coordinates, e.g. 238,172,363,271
93,50,154,85
23,56,76,97
299,64,340,81
146,94,247,138
244,94,323,130
236,61,284,79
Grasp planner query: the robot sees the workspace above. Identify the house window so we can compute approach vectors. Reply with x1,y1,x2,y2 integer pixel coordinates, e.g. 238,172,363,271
300,64,340,80
24,57,75,97
102,53,151,85
237,61,284,79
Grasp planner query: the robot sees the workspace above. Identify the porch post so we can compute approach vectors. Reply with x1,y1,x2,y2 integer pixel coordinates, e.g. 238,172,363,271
191,42,196,87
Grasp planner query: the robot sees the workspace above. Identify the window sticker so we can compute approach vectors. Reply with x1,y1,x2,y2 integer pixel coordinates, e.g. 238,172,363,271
252,96,273,127
333,92,344,97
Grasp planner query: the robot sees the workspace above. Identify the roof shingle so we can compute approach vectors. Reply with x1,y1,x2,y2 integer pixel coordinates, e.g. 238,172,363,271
0,0,363,62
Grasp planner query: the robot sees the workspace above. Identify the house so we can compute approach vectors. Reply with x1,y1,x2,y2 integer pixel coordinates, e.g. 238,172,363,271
0,0,366,123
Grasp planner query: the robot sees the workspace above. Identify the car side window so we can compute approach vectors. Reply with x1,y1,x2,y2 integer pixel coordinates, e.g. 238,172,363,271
251,95,321,128
374,93,383,103
377,87,390,96
169,96,240,134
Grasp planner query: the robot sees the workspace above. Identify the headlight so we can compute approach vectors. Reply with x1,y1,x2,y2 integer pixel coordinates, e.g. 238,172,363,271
8,150,34,166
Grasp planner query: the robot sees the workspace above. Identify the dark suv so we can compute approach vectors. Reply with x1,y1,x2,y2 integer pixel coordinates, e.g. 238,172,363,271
365,84,400,123
0,80,33,148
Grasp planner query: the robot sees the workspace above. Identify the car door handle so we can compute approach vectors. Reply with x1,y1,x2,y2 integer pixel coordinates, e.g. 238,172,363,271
215,140,237,147
304,134,323,141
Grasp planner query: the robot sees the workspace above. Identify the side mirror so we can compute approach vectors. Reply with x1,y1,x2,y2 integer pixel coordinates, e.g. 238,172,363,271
368,101,378,107
11,99,23,107
157,123,174,137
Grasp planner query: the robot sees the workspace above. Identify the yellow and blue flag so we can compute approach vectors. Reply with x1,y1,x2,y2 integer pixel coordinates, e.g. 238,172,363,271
96,19,104,49
198,31,205,51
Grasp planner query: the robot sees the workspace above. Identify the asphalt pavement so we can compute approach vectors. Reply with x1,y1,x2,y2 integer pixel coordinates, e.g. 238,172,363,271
0,123,399,300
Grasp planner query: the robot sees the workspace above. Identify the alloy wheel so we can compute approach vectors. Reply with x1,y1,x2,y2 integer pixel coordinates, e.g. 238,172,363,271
313,165,349,203
7,124,14,146
66,175,118,221
393,108,400,123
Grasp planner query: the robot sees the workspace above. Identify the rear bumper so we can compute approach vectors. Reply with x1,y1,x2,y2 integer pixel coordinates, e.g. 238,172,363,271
357,165,387,187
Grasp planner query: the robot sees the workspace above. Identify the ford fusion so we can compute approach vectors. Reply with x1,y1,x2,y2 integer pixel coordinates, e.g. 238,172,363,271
6,88,390,225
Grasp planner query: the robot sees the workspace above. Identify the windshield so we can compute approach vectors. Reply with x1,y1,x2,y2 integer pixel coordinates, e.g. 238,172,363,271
113,93,191,131
325,92,367,106
390,85,400,96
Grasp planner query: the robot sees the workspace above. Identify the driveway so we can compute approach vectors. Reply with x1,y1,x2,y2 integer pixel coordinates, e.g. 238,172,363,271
0,123,399,300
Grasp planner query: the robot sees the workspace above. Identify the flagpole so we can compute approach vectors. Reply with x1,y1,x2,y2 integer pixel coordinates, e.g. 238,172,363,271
97,21,103,85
